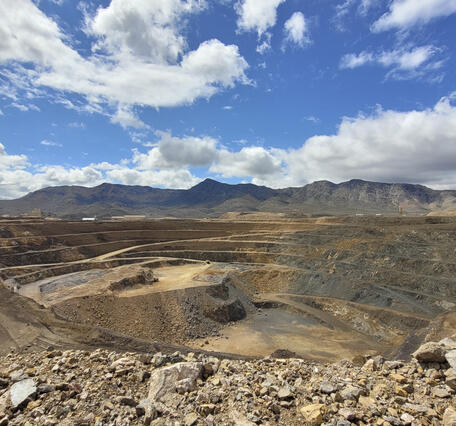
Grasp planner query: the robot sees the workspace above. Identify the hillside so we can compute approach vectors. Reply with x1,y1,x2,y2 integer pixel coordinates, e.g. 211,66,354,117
1,178,456,218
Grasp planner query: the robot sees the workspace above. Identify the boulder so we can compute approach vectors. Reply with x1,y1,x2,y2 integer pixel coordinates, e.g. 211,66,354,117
340,385,362,401
443,407,456,426
413,342,447,363
440,338,456,350
339,408,356,421
362,357,382,371
9,379,37,409
445,350,456,370
277,387,293,400
148,362,202,404
299,404,324,425
319,381,337,394
184,412,199,426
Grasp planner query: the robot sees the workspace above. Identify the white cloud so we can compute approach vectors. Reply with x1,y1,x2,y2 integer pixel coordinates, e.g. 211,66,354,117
0,0,249,127
0,141,201,199
11,103,40,112
105,168,200,189
0,144,104,199
372,0,456,32
133,132,219,169
87,0,207,64
332,0,356,31
0,109,3,115
110,105,149,130
223,106,233,110
340,45,442,79
256,39,271,55
283,12,311,48
0,143,29,170
236,0,285,36
378,46,438,70
210,146,283,179
41,140,62,147
283,93,456,188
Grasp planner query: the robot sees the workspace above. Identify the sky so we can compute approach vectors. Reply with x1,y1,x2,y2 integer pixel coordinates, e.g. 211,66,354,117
1,0,456,199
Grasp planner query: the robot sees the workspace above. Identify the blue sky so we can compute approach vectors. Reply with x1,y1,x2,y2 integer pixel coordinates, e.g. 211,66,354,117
1,0,456,199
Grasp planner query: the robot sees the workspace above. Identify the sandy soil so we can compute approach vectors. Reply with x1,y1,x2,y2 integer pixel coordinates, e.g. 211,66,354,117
190,308,383,362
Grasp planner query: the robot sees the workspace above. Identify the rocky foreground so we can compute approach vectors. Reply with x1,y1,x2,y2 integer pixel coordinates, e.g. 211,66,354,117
1,341,456,425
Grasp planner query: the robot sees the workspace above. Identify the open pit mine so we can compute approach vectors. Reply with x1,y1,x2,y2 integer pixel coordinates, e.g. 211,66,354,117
0,215,455,425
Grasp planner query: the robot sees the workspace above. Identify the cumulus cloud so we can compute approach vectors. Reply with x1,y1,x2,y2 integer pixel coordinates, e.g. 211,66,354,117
132,132,219,169
87,0,206,64
236,0,285,36
372,0,456,32
105,168,200,189
283,12,311,48
340,45,443,79
283,93,456,188
0,143,103,198
0,0,249,127
0,143,29,170
210,146,283,179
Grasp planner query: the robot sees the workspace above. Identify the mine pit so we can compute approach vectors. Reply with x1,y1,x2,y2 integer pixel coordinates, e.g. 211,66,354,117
1,216,455,362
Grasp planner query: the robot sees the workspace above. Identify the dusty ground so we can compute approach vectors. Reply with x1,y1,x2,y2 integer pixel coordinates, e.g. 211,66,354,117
1,215,456,361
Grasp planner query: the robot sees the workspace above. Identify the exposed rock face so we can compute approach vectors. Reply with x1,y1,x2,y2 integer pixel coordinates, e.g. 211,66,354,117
203,298,247,324
0,341,454,424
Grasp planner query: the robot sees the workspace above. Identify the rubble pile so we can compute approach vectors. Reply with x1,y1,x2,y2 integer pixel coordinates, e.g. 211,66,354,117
0,339,456,425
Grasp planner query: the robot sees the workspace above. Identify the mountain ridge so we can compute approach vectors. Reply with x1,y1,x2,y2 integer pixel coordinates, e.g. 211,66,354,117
1,178,456,218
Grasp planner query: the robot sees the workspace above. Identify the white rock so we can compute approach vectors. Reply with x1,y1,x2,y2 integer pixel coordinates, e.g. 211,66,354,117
445,350,456,370
401,413,415,424
148,362,202,404
440,338,456,350
10,378,37,409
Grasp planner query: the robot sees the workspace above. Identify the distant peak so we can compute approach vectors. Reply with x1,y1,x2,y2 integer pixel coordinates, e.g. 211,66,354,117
96,182,116,188
190,178,225,190
347,179,366,184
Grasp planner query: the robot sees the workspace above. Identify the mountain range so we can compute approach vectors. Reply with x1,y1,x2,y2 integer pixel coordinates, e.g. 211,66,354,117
1,178,456,218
